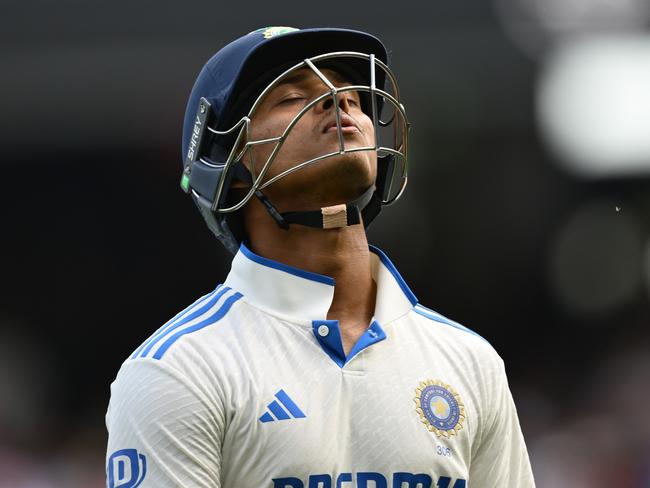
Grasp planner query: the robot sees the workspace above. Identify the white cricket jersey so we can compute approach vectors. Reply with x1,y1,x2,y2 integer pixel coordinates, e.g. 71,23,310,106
106,243,535,488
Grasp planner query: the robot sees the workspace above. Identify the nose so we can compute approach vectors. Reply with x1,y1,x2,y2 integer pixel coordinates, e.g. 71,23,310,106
316,92,353,114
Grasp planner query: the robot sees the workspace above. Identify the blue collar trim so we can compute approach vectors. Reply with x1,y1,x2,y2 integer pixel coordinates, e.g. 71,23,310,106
369,244,418,306
240,242,335,286
227,242,416,326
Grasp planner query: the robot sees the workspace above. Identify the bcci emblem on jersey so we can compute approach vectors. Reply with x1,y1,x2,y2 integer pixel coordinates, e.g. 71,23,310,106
414,380,465,437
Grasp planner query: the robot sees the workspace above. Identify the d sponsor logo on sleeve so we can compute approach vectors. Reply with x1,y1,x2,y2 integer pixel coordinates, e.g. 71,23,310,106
107,448,147,488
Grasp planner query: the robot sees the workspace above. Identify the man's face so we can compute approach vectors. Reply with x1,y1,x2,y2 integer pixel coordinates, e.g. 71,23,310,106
243,67,377,212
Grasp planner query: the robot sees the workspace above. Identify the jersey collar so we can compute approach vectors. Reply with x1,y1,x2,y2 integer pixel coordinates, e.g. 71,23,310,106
224,242,417,326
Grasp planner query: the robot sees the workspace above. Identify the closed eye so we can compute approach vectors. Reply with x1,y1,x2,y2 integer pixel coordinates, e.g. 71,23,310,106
277,95,306,106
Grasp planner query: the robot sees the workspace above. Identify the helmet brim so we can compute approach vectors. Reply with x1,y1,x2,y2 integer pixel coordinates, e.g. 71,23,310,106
217,28,389,130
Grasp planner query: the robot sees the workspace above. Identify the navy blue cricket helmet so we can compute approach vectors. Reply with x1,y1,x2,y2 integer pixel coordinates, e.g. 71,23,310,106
180,26,409,254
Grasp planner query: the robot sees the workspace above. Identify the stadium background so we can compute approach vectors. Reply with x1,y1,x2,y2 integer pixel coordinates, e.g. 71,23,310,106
1,0,649,486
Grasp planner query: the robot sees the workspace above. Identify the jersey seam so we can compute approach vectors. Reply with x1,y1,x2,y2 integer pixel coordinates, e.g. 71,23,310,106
123,356,218,408
117,357,228,460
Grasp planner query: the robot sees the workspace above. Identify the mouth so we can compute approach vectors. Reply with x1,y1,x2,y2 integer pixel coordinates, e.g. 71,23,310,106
322,114,360,134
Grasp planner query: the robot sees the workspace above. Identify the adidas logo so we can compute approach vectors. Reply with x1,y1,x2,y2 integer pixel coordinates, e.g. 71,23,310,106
259,389,306,423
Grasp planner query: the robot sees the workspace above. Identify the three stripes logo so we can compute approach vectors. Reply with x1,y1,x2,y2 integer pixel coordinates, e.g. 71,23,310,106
259,389,306,423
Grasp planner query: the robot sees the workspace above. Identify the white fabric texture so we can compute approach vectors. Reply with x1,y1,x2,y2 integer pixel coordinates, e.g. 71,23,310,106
106,244,535,487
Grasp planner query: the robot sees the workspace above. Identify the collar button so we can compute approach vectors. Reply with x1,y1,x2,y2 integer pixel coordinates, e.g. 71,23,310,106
317,324,330,337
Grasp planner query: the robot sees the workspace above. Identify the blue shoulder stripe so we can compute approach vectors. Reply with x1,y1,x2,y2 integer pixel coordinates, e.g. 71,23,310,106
132,285,230,358
130,286,223,360
152,292,243,360
138,286,232,359
413,304,490,344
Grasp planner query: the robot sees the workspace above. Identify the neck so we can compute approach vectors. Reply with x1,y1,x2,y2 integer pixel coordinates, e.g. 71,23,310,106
244,197,376,354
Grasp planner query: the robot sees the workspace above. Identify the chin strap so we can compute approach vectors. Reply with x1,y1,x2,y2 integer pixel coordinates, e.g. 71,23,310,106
254,185,378,230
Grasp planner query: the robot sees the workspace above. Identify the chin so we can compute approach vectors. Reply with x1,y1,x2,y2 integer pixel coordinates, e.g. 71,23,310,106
308,151,376,203
270,151,377,210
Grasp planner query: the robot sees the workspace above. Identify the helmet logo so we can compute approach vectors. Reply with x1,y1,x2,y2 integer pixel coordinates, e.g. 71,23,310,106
257,26,299,39
187,114,202,162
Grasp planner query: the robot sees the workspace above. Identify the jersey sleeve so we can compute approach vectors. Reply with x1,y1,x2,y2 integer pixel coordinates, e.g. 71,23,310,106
469,355,536,487
105,359,224,487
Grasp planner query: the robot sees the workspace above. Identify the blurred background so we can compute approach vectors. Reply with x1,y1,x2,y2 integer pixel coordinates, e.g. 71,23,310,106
1,0,650,486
